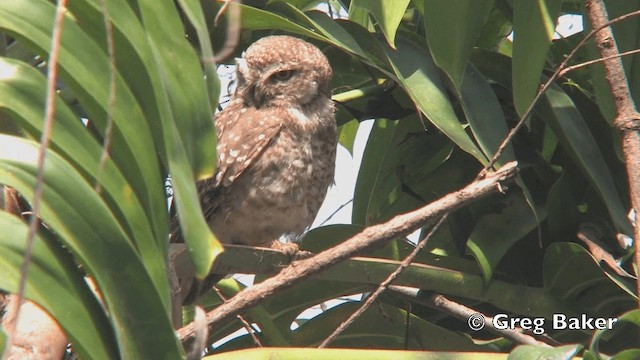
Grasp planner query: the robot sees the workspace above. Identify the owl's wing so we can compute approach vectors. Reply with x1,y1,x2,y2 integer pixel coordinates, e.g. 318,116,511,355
215,107,283,188
170,107,283,244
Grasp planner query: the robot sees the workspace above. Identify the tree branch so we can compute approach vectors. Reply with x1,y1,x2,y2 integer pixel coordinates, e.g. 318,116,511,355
177,162,519,348
585,0,640,306
386,286,554,347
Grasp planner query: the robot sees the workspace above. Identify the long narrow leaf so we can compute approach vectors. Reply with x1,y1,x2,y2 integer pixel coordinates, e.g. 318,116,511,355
0,213,117,360
422,0,494,88
0,0,172,296
0,135,182,358
0,57,167,304
512,0,562,115
350,0,410,49
382,36,486,163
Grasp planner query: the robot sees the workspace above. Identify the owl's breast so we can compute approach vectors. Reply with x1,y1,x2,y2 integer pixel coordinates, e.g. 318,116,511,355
249,128,315,203
210,101,336,247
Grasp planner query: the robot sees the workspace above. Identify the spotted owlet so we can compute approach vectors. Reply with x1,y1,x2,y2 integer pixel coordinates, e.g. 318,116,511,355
171,35,336,300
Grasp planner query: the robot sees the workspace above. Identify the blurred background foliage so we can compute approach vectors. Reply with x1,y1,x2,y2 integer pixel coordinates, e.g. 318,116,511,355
0,0,639,359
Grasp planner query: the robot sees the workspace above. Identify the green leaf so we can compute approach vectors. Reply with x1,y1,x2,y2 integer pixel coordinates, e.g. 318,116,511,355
135,0,222,278
136,0,217,177
543,242,636,314
475,5,513,51
198,245,574,319
382,35,486,163
175,0,220,108
267,2,368,59
0,57,168,306
546,170,580,242
248,279,367,345
62,0,222,278
539,83,631,235
422,0,494,88
512,0,563,115
472,49,632,236
459,64,515,164
508,344,582,360
350,0,410,48
204,347,506,359
590,309,640,357
300,224,364,253
239,3,327,41
352,118,399,225
466,194,542,283
337,119,359,154
348,0,372,29
1,0,169,262
0,135,182,358
291,302,483,350
353,114,477,228
60,0,188,270
0,213,118,360
317,257,573,318
457,61,543,240
352,117,426,225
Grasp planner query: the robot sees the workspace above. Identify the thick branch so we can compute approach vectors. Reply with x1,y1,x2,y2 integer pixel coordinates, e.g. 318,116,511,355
177,162,519,347
585,0,640,304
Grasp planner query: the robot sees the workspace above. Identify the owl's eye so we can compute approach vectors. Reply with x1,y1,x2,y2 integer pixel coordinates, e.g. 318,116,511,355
271,70,295,82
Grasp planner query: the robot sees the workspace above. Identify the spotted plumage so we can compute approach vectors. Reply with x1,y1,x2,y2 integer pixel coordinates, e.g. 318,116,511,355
172,35,336,255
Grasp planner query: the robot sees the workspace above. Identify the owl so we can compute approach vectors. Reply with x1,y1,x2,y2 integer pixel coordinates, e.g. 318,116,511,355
171,35,337,301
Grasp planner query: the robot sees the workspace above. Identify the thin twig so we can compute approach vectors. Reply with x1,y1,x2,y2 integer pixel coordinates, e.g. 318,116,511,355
211,0,242,64
1,0,68,358
213,287,263,347
558,48,640,78
480,9,640,176
318,198,352,226
387,286,554,347
318,215,449,348
94,0,117,193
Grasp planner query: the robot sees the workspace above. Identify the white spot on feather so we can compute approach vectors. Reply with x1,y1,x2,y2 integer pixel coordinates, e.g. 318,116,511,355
288,107,310,123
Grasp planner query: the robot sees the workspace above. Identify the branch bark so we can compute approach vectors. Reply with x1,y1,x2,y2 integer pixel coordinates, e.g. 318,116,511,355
177,161,519,348
387,286,553,347
585,0,640,304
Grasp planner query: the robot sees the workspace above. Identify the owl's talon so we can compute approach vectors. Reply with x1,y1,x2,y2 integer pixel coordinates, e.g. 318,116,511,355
270,240,299,256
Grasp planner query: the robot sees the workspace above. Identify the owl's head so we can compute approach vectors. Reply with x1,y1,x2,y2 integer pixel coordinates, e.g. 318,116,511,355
235,35,332,108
